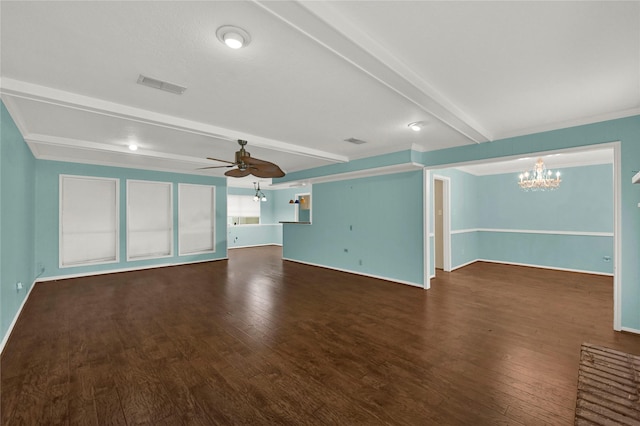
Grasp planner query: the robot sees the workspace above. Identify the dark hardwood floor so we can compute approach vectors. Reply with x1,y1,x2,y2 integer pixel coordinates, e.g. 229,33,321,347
2,246,640,425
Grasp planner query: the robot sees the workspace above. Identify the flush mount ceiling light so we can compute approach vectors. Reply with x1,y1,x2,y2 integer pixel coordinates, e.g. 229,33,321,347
408,121,426,132
216,25,251,49
128,143,138,151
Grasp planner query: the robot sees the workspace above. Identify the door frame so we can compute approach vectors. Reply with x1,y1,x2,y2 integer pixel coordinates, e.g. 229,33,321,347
423,171,451,289
422,142,621,331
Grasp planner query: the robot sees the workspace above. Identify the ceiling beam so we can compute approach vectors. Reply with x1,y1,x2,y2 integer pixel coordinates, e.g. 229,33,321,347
0,78,349,164
255,0,492,144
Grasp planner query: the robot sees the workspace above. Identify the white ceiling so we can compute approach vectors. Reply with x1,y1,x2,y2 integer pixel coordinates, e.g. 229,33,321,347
1,1,637,183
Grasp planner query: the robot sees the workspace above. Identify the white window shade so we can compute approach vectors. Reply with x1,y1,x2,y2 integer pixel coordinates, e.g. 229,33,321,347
60,175,118,267
228,194,259,217
127,180,173,260
179,184,215,255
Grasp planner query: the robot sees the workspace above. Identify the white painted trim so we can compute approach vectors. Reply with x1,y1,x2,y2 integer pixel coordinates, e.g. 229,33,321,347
36,257,228,282
26,133,217,167
423,169,431,289
450,228,613,237
178,183,216,256
228,243,282,249
450,228,477,235
1,94,31,138
0,279,38,355
228,223,283,227
432,175,452,272
59,174,120,268
476,259,613,277
257,1,490,144
612,141,622,331
620,327,640,335
450,259,478,271
277,162,424,188
1,79,347,163
282,257,423,288
494,108,640,142
126,179,174,261
632,171,640,184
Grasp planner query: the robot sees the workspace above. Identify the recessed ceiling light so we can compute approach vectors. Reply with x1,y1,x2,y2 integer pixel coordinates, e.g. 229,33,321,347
408,121,425,132
216,25,251,49
128,144,138,151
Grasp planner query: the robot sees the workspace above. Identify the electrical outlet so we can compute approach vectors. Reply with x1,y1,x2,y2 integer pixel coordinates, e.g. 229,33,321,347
16,282,23,291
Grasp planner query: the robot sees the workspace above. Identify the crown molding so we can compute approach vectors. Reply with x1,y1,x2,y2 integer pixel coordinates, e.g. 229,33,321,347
1,78,349,164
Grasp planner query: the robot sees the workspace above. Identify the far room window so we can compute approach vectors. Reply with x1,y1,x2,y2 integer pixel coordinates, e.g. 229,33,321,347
127,180,173,260
227,194,260,225
59,175,119,268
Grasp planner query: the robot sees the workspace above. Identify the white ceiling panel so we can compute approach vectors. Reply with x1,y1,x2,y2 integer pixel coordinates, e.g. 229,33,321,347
1,1,638,179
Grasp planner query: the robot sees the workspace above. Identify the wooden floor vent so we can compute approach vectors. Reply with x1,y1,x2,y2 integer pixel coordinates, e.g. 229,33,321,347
575,343,640,425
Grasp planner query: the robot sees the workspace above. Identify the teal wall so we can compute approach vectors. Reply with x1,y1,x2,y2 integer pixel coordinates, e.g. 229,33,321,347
478,164,613,232
280,116,639,329
1,103,36,342
227,186,298,248
430,164,613,275
422,116,639,329
35,160,228,279
283,171,424,286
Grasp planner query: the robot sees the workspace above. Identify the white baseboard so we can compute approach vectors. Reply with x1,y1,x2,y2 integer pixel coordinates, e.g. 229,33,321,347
282,257,423,288
36,257,228,282
621,326,640,335
228,243,282,250
476,258,614,277
0,279,38,355
450,259,478,271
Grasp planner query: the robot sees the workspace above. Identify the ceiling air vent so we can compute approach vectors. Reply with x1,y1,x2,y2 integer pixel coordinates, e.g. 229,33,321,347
344,137,367,145
137,74,187,95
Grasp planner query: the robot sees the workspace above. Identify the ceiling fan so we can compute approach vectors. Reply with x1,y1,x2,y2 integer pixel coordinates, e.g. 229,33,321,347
200,139,285,178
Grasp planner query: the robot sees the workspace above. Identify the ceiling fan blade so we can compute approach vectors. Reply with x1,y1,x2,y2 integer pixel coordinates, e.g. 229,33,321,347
197,165,235,170
225,168,252,178
240,156,286,178
207,157,237,165
250,168,285,178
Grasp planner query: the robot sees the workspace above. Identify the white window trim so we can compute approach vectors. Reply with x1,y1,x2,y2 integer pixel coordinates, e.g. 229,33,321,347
126,179,174,261
59,174,120,268
178,183,216,256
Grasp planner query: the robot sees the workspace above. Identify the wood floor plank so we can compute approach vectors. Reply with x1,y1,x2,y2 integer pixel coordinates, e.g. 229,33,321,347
3,247,640,425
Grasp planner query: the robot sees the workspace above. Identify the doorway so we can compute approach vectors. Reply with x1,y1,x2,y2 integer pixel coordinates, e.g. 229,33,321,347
432,175,451,274
435,179,444,270
423,143,621,331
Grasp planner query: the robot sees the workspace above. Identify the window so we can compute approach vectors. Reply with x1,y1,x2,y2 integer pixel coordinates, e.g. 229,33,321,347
59,175,119,267
127,180,173,260
227,194,260,225
179,184,215,255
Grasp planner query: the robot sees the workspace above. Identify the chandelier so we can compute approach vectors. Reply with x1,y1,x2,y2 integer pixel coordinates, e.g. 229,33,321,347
518,158,561,191
253,182,267,202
